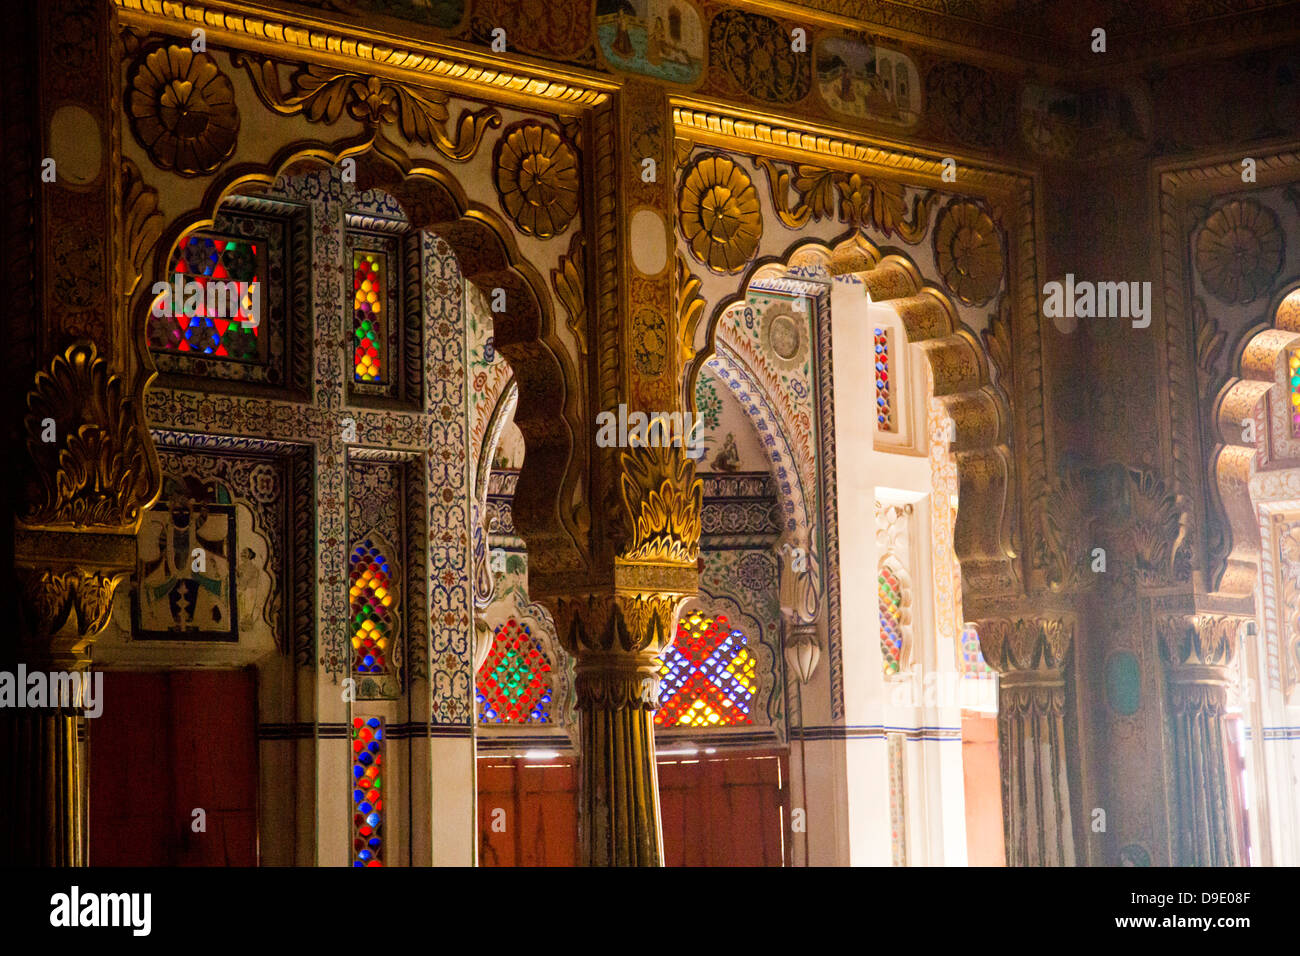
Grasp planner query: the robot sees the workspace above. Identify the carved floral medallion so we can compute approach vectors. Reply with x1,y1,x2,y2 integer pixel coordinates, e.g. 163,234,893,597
933,199,1004,306
679,155,762,274
1195,199,1283,305
128,46,239,175
493,122,580,239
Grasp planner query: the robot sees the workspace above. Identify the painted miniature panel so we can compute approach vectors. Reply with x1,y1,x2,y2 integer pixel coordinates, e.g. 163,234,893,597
596,0,704,84
815,36,920,126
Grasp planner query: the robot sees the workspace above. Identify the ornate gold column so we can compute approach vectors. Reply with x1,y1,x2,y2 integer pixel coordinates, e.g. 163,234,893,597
2,0,160,865
550,445,701,866
978,617,1077,866
1159,614,1242,866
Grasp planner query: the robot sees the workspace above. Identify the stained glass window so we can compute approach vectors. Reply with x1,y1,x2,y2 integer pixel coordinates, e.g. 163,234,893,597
476,618,553,723
1289,349,1300,436
875,327,894,431
349,540,394,674
351,716,384,867
959,624,994,677
879,564,905,675
151,234,262,360
353,251,386,383
656,611,756,728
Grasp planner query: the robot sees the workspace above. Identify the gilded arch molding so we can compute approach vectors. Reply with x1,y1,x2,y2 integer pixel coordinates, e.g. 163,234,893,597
1159,147,1300,604
1212,286,1300,601
685,234,1017,606
672,101,1044,603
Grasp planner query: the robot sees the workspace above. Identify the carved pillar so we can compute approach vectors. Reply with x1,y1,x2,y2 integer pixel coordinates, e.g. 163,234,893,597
978,617,1077,866
547,445,700,866
1159,614,1242,867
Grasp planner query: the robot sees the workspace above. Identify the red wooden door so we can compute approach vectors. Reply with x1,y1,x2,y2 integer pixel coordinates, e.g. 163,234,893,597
89,670,258,866
658,750,787,866
477,756,578,866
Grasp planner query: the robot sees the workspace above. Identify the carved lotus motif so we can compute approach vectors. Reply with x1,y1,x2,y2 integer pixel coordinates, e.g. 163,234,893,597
129,46,239,175
494,123,580,238
1195,199,1283,305
679,155,763,274
933,200,1004,306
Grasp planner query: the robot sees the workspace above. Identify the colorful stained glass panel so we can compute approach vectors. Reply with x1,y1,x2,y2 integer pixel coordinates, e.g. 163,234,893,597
656,611,756,728
879,565,904,675
476,619,553,723
959,624,994,677
351,716,384,867
350,540,394,674
353,251,386,383
875,327,894,432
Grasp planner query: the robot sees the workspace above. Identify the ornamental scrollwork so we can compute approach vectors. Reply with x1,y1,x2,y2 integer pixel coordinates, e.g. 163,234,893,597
551,232,587,356
235,55,501,163
23,343,158,531
756,158,937,242
675,253,705,367
128,46,239,175
620,442,703,565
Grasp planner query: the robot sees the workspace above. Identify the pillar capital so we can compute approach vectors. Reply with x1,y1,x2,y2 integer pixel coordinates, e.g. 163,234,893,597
1158,613,1241,679
975,615,1074,677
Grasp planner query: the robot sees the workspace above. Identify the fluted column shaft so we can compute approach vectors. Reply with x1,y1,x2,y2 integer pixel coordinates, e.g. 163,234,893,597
574,652,664,865
1160,615,1242,866
978,617,1077,866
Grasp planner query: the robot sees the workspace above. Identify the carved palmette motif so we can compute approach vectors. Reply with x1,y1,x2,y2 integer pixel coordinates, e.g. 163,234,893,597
1035,471,1095,592
19,569,127,642
23,343,158,531
619,442,703,565
977,617,1073,673
1158,614,1240,670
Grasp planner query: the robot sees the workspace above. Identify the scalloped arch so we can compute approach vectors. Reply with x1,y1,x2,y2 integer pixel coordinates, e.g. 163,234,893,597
684,233,1018,604
130,137,588,577
1210,285,1300,599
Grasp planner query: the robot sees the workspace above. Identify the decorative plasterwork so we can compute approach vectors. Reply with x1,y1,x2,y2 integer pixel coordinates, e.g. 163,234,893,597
673,102,1044,602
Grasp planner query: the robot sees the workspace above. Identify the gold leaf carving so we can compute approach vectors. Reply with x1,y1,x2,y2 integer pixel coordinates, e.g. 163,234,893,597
121,159,163,299
679,154,762,274
620,443,703,564
23,343,157,530
20,569,127,641
551,233,587,356
235,56,501,162
128,46,239,175
757,158,935,241
675,253,705,366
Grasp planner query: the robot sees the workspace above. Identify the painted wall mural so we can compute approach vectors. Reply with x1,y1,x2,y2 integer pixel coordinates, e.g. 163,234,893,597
134,476,239,640
596,0,704,84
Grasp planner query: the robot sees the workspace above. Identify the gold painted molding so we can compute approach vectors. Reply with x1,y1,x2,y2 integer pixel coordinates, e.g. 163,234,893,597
112,0,614,112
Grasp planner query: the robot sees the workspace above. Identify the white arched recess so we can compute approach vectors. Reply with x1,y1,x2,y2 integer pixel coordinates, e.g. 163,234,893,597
827,274,998,867
690,241,1001,867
